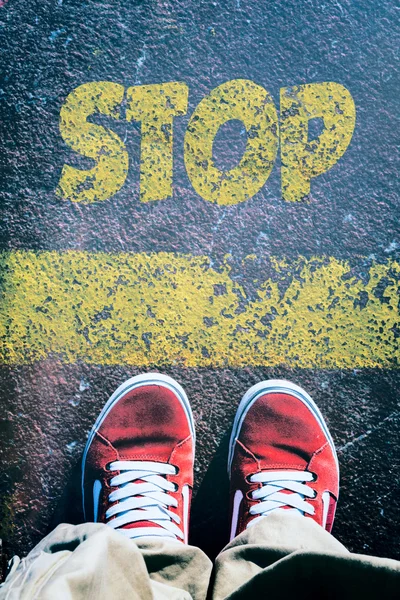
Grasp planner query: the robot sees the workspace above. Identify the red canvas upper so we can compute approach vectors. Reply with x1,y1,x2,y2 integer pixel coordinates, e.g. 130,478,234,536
82,378,194,542
229,386,339,539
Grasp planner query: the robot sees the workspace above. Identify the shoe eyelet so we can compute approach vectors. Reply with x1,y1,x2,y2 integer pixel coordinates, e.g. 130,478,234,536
313,490,317,499
173,483,179,492
310,472,318,482
174,466,180,475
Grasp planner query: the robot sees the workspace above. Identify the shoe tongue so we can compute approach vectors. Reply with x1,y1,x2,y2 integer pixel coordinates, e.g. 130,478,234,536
270,506,304,517
111,472,176,537
122,521,165,532
273,488,305,514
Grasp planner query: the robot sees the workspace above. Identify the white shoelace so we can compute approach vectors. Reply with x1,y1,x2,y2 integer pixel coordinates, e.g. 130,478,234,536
105,460,183,541
247,470,316,528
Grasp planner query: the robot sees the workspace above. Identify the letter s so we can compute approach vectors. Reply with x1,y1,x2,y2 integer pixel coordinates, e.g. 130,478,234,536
57,81,128,203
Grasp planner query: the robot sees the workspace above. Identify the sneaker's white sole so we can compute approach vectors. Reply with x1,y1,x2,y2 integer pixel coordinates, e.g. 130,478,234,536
227,379,339,478
81,373,195,518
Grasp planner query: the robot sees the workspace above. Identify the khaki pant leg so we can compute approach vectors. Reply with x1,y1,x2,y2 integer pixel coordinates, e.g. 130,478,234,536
0,523,212,600
212,512,400,600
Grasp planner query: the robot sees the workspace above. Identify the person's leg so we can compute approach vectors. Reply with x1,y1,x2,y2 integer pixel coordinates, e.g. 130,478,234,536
213,513,400,600
212,379,400,600
1,522,211,600
1,373,212,600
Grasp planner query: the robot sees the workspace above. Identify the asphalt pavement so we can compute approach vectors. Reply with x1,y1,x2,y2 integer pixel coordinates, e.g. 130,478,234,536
0,0,399,568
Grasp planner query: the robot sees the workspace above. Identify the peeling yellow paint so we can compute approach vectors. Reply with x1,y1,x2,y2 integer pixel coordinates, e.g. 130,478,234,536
280,82,356,202
126,82,189,202
184,79,279,205
57,81,129,203
0,251,398,367
56,80,356,205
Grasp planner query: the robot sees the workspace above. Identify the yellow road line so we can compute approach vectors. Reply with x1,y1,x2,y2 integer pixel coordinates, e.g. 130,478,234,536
0,251,398,367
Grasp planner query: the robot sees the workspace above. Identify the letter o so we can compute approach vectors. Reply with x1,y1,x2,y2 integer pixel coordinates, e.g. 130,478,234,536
184,79,279,205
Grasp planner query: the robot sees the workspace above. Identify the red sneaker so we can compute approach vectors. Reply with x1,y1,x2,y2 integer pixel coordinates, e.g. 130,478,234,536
228,380,339,541
82,373,195,543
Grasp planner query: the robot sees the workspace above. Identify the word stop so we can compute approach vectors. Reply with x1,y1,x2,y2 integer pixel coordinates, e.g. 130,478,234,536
57,79,356,205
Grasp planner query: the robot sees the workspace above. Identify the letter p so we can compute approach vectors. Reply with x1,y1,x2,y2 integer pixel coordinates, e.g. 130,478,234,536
280,82,356,202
